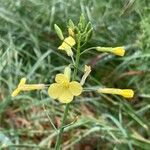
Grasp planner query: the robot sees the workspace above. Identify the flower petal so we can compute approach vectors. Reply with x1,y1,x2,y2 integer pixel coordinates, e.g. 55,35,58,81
11,89,20,97
58,88,74,103
64,36,76,47
112,47,125,56
55,73,69,84
48,83,63,99
58,42,71,51
58,42,73,56
18,78,26,87
121,89,134,98
69,81,83,96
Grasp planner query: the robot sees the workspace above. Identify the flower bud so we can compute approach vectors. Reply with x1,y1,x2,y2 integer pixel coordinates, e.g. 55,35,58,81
96,46,125,56
54,24,64,40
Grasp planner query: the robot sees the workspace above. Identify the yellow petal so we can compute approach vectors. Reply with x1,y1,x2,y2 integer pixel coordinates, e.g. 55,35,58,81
58,88,74,103
64,36,75,47
69,81,83,96
11,89,20,97
18,78,26,87
58,42,71,51
58,42,73,56
120,89,134,98
55,73,69,84
58,36,75,50
48,83,63,99
112,47,125,56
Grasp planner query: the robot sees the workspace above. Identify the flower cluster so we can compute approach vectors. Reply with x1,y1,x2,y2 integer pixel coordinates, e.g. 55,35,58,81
12,64,134,103
10,14,136,150
12,16,134,103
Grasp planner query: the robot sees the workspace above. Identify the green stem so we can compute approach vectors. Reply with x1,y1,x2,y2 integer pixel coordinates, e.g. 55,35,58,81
54,104,70,150
54,37,81,150
73,37,81,80
80,47,97,55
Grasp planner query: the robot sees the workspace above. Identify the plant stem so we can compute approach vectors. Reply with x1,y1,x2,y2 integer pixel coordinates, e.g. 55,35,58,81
54,37,81,150
54,104,70,150
80,47,97,55
73,37,81,80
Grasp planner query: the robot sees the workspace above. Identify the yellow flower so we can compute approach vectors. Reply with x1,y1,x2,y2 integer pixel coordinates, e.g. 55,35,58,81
96,46,125,56
58,36,76,56
48,67,82,103
97,88,134,98
80,65,91,85
12,78,45,97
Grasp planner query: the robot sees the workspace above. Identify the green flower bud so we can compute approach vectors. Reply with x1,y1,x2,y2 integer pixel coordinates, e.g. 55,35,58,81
68,19,75,30
84,28,93,42
54,24,64,40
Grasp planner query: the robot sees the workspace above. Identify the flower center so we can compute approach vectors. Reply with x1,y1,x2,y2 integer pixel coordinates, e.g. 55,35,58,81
62,82,69,88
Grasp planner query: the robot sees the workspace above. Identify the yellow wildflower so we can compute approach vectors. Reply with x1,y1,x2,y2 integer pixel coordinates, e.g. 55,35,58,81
12,78,45,97
48,67,82,103
97,88,134,98
58,36,76,56
96,46,125,56
80,65,91,85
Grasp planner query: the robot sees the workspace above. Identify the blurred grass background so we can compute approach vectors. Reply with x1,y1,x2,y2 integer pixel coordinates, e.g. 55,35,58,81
0,0,150,149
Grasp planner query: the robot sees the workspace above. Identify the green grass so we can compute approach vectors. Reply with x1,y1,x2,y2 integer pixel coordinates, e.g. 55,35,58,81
0,0,150,149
